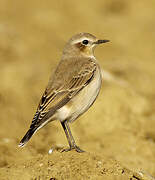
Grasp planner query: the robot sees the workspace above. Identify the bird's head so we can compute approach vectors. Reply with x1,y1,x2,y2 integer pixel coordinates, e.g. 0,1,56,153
63,32,110,57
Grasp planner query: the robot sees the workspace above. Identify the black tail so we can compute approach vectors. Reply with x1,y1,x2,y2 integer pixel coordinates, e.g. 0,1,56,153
18,128,36,147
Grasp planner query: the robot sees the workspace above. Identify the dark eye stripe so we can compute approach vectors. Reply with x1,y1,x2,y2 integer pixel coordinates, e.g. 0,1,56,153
82,40,89,45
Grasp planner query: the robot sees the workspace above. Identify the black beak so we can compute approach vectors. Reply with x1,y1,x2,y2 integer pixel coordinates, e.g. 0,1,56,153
94,39,110,44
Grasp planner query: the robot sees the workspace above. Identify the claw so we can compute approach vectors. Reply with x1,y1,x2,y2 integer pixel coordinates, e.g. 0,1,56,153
74,145,85,153
61,145,85,153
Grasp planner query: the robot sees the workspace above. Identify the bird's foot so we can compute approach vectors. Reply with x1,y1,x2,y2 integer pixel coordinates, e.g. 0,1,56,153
62,145,85,153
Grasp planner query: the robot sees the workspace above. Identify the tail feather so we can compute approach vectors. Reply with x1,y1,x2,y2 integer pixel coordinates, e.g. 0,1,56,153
18,128,36,147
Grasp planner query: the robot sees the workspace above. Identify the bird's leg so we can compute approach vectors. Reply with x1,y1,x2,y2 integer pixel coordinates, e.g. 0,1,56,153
61,120,84,153
65,121,84,152
61,120,72,148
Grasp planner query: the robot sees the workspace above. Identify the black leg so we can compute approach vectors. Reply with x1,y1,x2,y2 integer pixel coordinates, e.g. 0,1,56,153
61,120,84,153
61,121,72,148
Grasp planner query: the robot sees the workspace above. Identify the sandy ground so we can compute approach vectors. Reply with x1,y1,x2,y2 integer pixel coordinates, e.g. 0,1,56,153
0,0,155,179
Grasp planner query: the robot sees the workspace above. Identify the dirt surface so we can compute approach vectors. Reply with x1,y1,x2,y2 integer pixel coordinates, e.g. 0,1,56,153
0,0,155,179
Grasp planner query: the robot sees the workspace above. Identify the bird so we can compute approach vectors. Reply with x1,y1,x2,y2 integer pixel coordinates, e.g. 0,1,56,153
18,32,110,152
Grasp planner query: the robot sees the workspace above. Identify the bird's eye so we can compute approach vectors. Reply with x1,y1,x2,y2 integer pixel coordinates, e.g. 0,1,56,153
82,39,89,45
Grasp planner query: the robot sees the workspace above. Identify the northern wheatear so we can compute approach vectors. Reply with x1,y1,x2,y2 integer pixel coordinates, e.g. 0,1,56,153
19,32,109,152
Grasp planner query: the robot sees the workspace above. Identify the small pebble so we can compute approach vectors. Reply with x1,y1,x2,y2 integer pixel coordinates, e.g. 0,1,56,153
48,148,53,154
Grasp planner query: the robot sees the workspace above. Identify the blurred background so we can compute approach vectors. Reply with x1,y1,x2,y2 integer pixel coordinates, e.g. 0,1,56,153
0,0,155,178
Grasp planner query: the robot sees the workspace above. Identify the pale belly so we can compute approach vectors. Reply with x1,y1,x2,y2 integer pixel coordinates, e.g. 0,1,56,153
57,67,102,123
